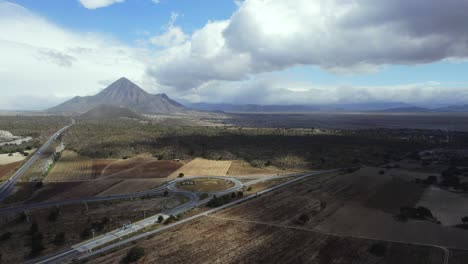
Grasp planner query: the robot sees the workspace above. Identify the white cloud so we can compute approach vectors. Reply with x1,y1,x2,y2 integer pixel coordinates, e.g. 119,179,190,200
149,12,187,47
0,2,147,110
180,78,468,106
78,0,124,9
148,0,468,90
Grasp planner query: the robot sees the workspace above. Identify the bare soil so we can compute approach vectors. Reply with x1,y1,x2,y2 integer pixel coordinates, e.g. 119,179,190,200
0,161,22,181
87,216,445,264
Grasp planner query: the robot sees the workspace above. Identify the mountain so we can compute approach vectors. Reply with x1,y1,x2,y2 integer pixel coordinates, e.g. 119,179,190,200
375,107,431,113
48,77,187,114
436,104,468,112
80,105,144,120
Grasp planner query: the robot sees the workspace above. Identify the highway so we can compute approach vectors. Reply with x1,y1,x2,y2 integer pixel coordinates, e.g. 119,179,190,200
0,121,73,202
26,170,335,264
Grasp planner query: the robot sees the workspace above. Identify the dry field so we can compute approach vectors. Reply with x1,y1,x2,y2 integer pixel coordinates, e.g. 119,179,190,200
45,151,93,181
88,216,444,264
100,158,182,180
176,178,235,193
96,179,166,196
28,180,123,201
216,167,468,250
170,158,232,177
0,152,27,165
0,195,188,263
227,160,288,175
0,161,21,181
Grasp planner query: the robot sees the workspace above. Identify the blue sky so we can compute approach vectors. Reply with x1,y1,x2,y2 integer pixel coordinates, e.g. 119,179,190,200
11,0,237,43
1,0,468,109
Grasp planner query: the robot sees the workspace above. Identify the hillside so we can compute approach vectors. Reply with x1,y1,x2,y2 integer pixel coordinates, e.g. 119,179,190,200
48,77,187,114
80,105,144,120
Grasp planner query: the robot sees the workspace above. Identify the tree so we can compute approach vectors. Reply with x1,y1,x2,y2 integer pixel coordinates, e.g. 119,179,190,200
178,173,184,178
297,214,310,225
0,232,12,241
163,190,169,197
123,246,145,263
369,243,386,257
157,215,164,223
30,221,39,235
30,232,45,256
48,208,60,222
462,216,468,225
53,232,66,246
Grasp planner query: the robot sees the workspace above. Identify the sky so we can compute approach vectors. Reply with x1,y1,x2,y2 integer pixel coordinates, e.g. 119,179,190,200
1,0,468,110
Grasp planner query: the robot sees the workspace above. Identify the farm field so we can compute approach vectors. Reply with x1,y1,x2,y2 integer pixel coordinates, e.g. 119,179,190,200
227,160,288,175
29,180,123,201
170,158,232,177
45,151,93,181
97,179,166,196
0,195,188,263
100,158,183,180
0,161,22,181
87,216,445,264
176,178,236,193
0,152,27,165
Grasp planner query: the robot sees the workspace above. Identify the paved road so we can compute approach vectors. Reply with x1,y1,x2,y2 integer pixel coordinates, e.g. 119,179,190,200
27,171,334,264
0,122,73,202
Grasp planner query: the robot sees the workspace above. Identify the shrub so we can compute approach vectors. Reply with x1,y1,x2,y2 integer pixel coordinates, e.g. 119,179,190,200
53,232,66,246
297,214,310,225
0,232,12,241
30,232,45,256
30,221,39,235
369,243,387,257
157,215,164,223
178,173,184,178
123,246,145,263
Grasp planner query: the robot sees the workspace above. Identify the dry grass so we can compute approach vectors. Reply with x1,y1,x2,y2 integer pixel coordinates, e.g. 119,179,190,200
45,151,93,182
176,178,235,193
0,152,26,165
227,160,287,175
87,216,445,264
170,158,232,177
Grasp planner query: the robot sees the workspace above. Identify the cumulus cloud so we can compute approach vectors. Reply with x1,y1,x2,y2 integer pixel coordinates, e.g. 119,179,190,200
149,12,187,47
148,0,468,90
0,1,147,110
78,0,124,9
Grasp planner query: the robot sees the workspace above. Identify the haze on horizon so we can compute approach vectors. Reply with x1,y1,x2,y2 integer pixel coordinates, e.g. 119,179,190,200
1,0,468,110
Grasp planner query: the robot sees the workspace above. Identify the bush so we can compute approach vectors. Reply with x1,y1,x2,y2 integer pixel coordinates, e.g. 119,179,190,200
0,232,12,241
297,214,310,225
157,215,164,223
247,187,252,191
199,193,209,200
123,246,145,263
369,243,387,257
53,232,66,246
48,208,60,222
30,221,39,235
30,232,45,256
178,173,184,178
164,215,177,225
206,194,233,208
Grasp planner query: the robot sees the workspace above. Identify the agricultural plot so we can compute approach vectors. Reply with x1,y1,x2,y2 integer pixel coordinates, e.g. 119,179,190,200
0,161,21,181
45,151,93,181
227,160,287,176
30,180,123,201
96,179,166,196
88,216,445,264
100,158,182,180
170,158,232,177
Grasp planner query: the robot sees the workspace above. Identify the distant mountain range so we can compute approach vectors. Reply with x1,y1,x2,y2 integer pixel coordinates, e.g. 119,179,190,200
48,77,187,114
